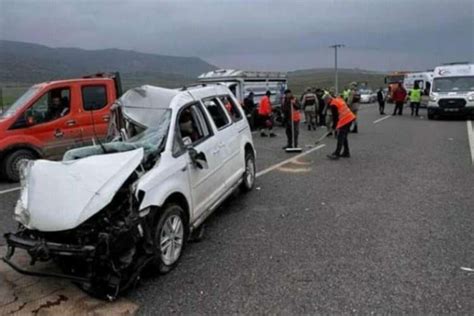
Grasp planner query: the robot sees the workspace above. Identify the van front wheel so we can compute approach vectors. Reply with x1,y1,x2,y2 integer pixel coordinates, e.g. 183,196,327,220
3,149,36,182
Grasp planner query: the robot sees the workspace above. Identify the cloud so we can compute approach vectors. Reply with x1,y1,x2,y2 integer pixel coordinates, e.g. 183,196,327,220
1,0,473,71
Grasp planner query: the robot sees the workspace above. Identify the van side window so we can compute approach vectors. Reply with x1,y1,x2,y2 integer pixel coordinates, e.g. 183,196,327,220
202,98,230,129
82,86,107,111
218,95,243,122
173,103,213,156
13,88,71,128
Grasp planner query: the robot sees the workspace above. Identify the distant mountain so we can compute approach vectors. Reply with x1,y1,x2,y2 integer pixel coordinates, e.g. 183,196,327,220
0,40,217,84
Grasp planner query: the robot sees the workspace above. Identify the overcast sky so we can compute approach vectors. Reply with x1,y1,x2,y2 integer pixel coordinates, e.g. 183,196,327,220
1,0,473,71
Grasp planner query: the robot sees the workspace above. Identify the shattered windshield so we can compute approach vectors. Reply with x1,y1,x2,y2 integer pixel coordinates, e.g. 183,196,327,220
64,108,171,161
1,86,40,119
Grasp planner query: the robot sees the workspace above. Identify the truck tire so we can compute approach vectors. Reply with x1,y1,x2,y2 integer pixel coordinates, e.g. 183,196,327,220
153,204,186,274
3,149,37,182
427,113,435,120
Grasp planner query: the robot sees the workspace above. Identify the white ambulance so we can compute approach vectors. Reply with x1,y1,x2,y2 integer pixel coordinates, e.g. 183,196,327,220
404,71,433,108
427,63,474,120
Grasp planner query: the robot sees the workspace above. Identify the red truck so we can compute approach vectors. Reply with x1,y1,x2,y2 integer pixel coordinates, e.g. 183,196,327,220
0,73,122,181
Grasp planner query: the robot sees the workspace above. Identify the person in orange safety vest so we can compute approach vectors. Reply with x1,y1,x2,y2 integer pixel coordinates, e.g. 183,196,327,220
258,90,276,137
324,93,356,160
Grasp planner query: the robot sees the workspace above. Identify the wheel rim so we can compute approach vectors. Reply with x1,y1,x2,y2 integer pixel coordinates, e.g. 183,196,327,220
245,157,255,187
160,215,184,266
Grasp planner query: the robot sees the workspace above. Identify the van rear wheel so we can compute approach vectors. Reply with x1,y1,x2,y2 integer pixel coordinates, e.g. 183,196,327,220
3,149,36,182
241,151,256,192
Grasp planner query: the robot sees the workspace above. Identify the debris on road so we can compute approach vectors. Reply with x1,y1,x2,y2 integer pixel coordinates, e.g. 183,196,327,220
0,247,139,315
460,266,474,272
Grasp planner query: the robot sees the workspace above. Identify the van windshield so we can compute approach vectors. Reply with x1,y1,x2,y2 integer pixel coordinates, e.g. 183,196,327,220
433,76,474,92
1,86,40,119
63,108,171,161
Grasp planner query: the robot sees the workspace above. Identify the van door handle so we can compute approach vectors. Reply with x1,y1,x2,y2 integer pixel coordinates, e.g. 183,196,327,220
66,119,76,126
102,115,110,122
54,129,64,138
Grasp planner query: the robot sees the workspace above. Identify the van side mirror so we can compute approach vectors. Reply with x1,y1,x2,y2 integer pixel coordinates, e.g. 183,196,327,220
184,137,208,170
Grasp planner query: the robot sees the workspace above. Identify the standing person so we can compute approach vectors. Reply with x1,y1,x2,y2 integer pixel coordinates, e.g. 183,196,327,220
258,90,276,137
324,93,356,160
392,82,407,115
347,82,360,133
409,82,422,116
324,89,336,137
316,88,325,126
377,87,386,115
282,89,301,149
244,92,256,129
301,88,318,130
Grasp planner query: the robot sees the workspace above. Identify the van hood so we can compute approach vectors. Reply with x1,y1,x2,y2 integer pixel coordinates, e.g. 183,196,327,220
15,148,144,232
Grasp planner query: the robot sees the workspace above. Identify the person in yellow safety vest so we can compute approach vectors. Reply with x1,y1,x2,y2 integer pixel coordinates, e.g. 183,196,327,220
324,93,356,160
342,88,351,102
282,89,301,149
409,82,422,117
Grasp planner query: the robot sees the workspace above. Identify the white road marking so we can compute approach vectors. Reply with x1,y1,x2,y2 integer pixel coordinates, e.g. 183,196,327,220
467,120,474,165
256,144,326,178
373,115,392,124
0,187,21,195
461,266,474,272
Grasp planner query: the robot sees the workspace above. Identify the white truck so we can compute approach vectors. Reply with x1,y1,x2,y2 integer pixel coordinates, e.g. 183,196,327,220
403,71,433,108
198,69,288,125
427,63,474,120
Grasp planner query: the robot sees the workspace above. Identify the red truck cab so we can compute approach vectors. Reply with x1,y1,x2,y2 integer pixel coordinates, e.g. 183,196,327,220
0,73,122,181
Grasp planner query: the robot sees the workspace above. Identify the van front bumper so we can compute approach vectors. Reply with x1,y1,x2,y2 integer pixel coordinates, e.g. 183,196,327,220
428,106,474,116
2,232,95,283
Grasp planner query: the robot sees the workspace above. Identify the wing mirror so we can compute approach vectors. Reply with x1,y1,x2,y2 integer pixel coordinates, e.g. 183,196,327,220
183,136,208,169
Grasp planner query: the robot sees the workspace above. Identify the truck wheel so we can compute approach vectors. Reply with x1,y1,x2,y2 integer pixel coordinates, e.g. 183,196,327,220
240,150,256,192
3,149,36,182
427,113,435,120
153,204,186,274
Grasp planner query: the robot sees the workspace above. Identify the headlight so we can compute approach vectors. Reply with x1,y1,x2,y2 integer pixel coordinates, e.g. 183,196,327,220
429,94,438,102
468,94,474,101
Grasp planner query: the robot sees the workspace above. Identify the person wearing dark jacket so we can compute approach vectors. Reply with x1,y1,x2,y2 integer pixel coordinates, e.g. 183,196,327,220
377,87,386,115
244,92,256,129
282,89,301,149
316,88,325,126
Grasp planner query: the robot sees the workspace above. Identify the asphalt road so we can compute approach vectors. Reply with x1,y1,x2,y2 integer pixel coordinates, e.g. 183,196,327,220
1,103,473,314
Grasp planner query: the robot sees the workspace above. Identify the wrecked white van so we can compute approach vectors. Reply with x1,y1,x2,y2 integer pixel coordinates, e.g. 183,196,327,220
3,84,256,300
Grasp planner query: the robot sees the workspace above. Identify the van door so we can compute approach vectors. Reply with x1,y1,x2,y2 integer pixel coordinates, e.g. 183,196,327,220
76,84,111,145
217,95,246,186
13,86,83,158
175,102,224,219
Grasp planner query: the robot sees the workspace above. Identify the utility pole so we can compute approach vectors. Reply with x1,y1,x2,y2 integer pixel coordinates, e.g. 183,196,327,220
330,44,345,95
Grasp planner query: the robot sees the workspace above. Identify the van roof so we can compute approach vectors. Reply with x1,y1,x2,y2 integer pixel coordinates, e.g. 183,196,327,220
199,69,287,80
433,64,474,78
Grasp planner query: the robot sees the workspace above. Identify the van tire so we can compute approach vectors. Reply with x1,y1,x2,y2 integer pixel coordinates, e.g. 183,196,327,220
3,149,37,182
241,150,256,192
153,204,186,274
